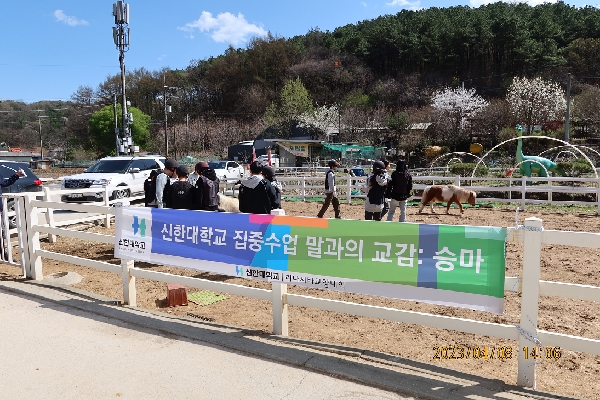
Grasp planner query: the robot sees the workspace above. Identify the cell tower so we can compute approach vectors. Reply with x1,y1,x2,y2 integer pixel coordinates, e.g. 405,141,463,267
112,1,137,155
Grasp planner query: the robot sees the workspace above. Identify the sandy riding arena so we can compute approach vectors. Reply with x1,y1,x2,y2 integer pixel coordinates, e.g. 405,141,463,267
1,199,599,399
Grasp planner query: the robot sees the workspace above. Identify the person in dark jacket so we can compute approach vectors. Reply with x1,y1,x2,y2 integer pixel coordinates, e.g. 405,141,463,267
386,160,413,222
261,165,281,209
317,160,341,219
167,165,195,210
364,161,388,221
238,161,278,214
193,161,220,211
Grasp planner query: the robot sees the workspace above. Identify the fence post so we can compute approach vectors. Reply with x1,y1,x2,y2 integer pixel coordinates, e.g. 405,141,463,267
346,175,352,204
547,176,553,203
455,175,460,186
517,216,543,388
1,197,12,264
272,282,288,336
23,194,43,280
269,207,288,335
104,187,111,228
121,258,136,306
302,177,306,202
15,196,28,276
521,176,527,210
43,186,57,243
597,177,600,216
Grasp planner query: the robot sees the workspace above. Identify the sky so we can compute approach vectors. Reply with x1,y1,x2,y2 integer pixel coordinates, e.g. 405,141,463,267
0,0,595,103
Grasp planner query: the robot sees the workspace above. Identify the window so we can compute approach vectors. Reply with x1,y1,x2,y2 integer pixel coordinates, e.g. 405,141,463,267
209,161,227,170
144,160,160,170
85,160,130,173
129,160,146,171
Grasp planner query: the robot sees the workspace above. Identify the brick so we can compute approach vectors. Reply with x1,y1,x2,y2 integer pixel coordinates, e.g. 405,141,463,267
166,283,188,307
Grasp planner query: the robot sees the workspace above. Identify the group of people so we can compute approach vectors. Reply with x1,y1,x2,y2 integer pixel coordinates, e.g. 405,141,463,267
317,159,413,222
145,159,221,211
145,159,282,215
238,160,281,214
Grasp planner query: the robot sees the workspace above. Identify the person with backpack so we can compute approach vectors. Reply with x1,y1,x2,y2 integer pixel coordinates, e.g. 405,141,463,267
386,160,413,222
261,165,281,209
364,161,388,221
317,160,341,219
144,170,159,207
167,165,195,210
238,161,277,215
193,161,220,211
146,158,178,208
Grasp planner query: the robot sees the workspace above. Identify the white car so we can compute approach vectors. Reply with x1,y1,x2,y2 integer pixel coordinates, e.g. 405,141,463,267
257,154,280,169
208,160,245,182
61,156,165,202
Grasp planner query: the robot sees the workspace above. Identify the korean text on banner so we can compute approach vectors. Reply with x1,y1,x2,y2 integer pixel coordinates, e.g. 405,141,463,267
115,207,507,313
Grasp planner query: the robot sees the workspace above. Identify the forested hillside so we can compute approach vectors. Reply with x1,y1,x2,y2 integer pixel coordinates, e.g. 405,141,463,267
2,1,600,161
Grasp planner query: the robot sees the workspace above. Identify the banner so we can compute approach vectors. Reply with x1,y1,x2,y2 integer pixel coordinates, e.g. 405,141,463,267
279,142,308,157
115,208,506,313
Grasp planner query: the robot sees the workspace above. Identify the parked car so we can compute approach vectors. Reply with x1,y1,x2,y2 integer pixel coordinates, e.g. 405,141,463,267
0,161,43,228
257,154,280,169
349,166,366,176
208,160,245,182
61,156,165,202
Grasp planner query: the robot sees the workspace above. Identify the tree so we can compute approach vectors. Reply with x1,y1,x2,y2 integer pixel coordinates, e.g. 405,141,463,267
280,77,313,120
506,76,566,133
431,87,488,151
89,105,151,156
265,77,313,138
572,85,600,138
298,105,339,140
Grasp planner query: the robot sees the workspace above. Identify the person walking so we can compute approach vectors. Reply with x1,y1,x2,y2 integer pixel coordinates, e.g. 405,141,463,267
380,159,392,220
167,165,195,210
238,161,278,215
386,160,413,222
317,160,341,219
261,165,281,210
193,161,220,211
364,161,388,221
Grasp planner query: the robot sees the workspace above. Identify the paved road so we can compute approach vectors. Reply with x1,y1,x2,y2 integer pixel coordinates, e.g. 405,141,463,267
0,280,565,400
0,282,409,400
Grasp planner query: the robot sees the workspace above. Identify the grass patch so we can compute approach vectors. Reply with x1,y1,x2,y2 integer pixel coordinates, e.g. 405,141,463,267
188,290,227,306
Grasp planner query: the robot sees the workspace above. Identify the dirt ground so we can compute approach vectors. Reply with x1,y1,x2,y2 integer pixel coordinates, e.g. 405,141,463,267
3,171,600,398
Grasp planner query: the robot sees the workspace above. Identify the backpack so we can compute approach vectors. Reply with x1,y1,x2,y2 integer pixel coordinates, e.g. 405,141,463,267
144,170,170,206
168,181,194,210
199,175,220,208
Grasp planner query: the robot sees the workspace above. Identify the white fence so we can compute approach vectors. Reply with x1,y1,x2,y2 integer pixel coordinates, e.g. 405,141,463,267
2,192,598,389
273,174,600,214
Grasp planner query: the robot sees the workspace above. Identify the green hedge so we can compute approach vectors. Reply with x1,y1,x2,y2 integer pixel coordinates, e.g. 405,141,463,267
557,158,594,176
448,163,489,177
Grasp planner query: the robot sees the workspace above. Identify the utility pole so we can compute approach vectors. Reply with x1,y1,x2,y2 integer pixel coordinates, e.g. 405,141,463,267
112,1,133,154
565,73,572,143
163,75,171,157
186,114,189,156
113,94,119,155
162,76,179,157
334,61,341,143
